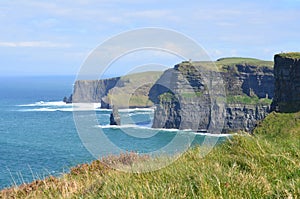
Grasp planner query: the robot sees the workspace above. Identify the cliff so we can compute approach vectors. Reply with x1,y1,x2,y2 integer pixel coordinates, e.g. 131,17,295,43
271,52,300,112
69,57,274,133
72,77,120,103
71,71,162,108
150,58,274,133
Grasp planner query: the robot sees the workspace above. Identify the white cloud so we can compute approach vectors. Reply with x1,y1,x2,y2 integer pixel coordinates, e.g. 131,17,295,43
126,10,171,18
0,41,72,48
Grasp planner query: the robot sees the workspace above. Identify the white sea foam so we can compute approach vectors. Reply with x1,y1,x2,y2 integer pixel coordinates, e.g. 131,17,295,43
16,101,155,113
128,112,153,117
194,132,232,137
119,108,154,113
72,103,101,111
16,102,102,112
96,124,179,131
17,101,70,107
95,124,112,129
95,124,231,137
18,107,74,112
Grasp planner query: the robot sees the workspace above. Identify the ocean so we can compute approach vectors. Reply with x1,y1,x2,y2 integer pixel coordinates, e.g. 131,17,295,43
0,76,228,189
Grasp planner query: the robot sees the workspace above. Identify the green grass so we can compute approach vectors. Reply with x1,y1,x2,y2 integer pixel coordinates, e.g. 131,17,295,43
216,57,273,66
276,52,300,59
106,94,154,108
159,91,203,101
158,92,177,103
2,111,300,198
216,57,274,72
103,71,163,108
184,57,274,72
227,94,272,105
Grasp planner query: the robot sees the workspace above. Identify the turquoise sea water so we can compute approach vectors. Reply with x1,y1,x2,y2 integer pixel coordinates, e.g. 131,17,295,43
0,76,228,189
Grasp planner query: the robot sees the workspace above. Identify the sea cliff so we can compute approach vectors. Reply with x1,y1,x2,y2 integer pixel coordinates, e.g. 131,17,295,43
150,58,274,133
68,57,274,133
271,52,300,112
72,77,120,103
71,71,162,108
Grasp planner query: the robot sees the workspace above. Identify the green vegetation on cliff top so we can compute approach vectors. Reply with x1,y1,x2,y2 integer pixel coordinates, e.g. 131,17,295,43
227,94,272,105
2,112,299,198
103,71,163,108
276,52,300,59
179,57,273,72
216,57,273,68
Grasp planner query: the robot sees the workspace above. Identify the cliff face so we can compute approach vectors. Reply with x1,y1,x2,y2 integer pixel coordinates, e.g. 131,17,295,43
150,66,212,131
271,53,300,112
222,104,270,133
72,77,120,103
71,71,162,108
150,59,274,133
223,64,274,98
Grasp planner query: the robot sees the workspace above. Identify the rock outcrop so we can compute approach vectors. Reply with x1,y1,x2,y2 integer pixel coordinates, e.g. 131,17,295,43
63,94,72,104
110,106,121,125
271,53,300,113
150,59,274,133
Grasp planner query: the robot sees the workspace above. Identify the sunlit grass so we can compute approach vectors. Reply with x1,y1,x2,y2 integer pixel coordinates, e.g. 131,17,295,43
276,52,300,59
226,94,272,105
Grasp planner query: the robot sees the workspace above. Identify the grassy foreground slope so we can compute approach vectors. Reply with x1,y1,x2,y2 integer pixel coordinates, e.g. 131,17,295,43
1,112,299,198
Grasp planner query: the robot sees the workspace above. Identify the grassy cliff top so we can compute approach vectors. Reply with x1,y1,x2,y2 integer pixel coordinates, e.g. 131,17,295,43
119,71,163,82
2,112,300,198
215,57,273,67
178,57,273,72
103,71,163,108
276,52,300,59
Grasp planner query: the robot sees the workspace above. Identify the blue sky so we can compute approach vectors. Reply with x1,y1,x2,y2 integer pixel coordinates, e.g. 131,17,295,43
0,0,299,76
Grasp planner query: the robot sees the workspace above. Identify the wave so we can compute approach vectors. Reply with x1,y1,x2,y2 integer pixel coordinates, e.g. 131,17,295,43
17,101,70,107
194,132,233,137
16,102,101,112
119,108,154,113
16,101,154,113
18,107,74,112
95,124,232,137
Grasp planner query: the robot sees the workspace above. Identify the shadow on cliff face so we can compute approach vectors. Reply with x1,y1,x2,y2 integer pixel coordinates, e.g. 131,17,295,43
271,53,300,113
148,66,216,132
148,69,176,104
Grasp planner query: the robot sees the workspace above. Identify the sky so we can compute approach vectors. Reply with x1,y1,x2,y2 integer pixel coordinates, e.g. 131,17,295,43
0,0,300,76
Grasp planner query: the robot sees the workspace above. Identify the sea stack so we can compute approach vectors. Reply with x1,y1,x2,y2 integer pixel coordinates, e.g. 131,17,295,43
110,106,121,125
271,52,300,113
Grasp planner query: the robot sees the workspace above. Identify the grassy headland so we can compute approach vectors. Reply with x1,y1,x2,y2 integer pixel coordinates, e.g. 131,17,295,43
187,57,273,72
102,71,163,108
1,111,299,198
215,57,273,69
276,52,300,59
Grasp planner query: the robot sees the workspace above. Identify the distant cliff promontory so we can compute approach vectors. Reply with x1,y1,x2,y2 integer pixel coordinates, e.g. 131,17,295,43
71,71,162,108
